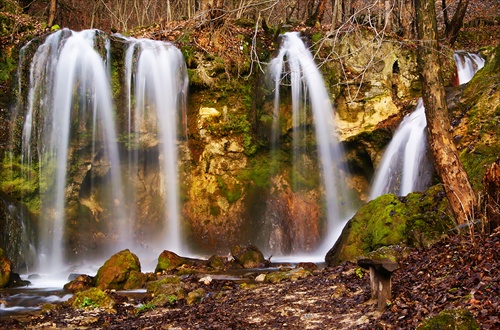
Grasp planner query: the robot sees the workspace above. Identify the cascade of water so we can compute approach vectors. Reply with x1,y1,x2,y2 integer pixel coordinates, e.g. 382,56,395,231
19,29,126,273
269,32,352,257
370,51,485,200
119,36,188,255
454,51,485,85
370,99,432,199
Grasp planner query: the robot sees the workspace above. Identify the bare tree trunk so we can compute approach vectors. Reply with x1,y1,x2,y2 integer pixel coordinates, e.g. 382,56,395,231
445,0,469,45
442,0,450,29
48,0,57,27
384,0,392,31
342,0,352,22
331,0,343,27
307,0,328,26
414,0,477,225
399,0,414,38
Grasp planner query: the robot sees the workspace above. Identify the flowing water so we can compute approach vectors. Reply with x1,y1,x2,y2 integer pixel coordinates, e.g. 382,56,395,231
12,30,188,276
268,32,353,259
118,35,188,255
370,51,485,199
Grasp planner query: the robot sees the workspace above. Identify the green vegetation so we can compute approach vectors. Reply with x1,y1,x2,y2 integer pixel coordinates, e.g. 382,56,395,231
137,302,156,312
72,288,115,310
238,151,287,190
418,309,479,330
0,154,41,213
216,176,243,204
79,296,99,309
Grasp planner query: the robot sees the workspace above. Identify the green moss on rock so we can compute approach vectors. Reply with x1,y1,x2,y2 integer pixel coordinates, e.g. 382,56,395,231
155,250,186,273
230,244,265,268
326,185,453,265
187,288,206,305
418,309,479,330
264,268,312,284
71,287,115,310
95,249,144,290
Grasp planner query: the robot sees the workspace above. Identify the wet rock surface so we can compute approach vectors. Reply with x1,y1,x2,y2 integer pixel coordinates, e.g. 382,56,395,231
1,231,499,329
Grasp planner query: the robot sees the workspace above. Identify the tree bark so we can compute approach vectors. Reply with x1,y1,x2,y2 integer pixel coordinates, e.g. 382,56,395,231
384,0,393,31
414,0,476,225
48,0,57,27
331,0,343,27
307,0,328,26
445,0,469,45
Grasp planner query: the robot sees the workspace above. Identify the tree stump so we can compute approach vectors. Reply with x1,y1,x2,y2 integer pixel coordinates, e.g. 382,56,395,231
358,258,399,311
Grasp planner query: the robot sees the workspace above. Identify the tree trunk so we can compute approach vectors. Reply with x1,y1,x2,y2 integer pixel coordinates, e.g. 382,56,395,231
414,0,476,225
307,0,328,26
398,0,415,38
48,0,57,27
331,0,343,27
445,0,469,45
384,0,392,31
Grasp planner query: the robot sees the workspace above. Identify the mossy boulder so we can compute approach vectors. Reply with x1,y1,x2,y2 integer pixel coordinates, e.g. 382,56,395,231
155,250,186,273
230,244,265,268
64,274,94,293
147,277,187,306
417,309,479,330
187,288,206,305
326,185,453,265
264,268,312,284
207,254,226,270
0,249,12,288
95,249,146,290
71,287,115,310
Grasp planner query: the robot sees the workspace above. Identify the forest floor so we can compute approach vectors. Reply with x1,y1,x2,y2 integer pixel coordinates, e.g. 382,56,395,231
0,230,499,329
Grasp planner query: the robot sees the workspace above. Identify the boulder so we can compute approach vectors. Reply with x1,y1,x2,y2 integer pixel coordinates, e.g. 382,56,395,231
230,244,265,268
95,249,146,290
64,274,94,293
146,276,188,306
187,288,206,305
326,185,453,266
264,268,312,284
155,250,186,273
71,287,115,310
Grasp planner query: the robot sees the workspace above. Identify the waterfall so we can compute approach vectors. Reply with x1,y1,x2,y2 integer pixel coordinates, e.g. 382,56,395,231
118,35,188,255
370,51,485,199
14,29,188,273
269,32,352,258
454,51,485,85
18,29,127,273
369,99,432,199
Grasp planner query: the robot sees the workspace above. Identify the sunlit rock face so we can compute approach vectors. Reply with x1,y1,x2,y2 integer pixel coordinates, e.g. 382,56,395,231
318,29,421,141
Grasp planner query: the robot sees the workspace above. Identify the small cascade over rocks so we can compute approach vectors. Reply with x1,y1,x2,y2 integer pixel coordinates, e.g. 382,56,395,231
268,32,354,258
453,51,485,86
11,29,188,274
370,51,485,199
370,99,432,199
